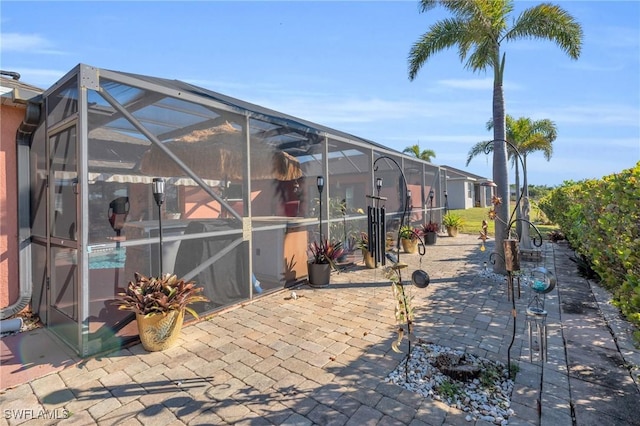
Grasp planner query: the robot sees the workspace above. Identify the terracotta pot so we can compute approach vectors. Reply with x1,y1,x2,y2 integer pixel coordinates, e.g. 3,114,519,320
401,238,418,253
446,227,459,237
308,262,331,287
136,309,184,352
362,249,376,269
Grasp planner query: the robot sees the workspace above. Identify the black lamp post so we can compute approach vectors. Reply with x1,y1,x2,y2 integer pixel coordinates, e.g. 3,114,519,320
317,176,324,241
428,188,435,223
444,189,449,215
152,178,165,276
406,189,412,225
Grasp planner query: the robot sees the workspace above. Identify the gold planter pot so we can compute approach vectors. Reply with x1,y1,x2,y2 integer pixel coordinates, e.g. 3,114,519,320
362,249,376,269
401,238,418,254
136,309,184,352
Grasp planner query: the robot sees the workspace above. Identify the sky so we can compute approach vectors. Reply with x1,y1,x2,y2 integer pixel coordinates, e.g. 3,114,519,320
1,1,638,187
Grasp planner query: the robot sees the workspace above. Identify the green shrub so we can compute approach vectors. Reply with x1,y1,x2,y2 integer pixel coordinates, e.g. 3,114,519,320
539,162,640,329
443,212,464,229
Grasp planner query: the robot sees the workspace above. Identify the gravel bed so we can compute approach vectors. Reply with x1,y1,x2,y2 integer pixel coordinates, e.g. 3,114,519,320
386,342,515,425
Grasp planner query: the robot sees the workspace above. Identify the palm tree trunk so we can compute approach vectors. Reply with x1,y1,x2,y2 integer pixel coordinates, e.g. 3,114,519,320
492,62,509,274
520,154,532,249
514,161,522,238
523,154,530,200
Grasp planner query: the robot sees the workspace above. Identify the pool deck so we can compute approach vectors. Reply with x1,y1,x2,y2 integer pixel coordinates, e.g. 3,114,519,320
1,234,639,425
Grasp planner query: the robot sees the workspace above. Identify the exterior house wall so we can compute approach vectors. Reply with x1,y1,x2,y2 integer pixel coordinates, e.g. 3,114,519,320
442,165,492,211
482,186,493,207
447,180,473,210
0,105,24,310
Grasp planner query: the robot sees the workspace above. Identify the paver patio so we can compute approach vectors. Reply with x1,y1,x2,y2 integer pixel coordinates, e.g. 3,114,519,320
1,233,638,425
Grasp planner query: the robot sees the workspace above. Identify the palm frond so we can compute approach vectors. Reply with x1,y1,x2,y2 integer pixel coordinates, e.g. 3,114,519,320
505,3,583,59
466,140,492,166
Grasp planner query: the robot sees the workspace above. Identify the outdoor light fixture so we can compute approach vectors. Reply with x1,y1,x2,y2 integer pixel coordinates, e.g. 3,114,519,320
153,178,165,206
317,176,324,241
444,190,449,214
376,177,383,193
429,188,435,223
219,177,230,199
152,178,165,276
107,196,130,238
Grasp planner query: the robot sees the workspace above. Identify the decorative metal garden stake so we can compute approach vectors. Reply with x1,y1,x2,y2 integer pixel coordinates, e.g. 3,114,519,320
482,139,546,378
373,155,431,383
504,239,520,379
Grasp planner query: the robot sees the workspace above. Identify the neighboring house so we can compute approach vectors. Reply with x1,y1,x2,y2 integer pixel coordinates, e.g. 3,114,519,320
0,75,43,317
441,165,495,210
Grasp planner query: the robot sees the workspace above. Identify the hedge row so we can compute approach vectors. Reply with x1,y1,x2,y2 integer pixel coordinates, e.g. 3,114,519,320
538,162,640,327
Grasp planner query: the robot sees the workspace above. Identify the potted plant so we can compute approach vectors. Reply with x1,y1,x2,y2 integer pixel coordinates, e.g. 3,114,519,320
357,232,376,269
399,225,422,253
308,238,344,287
422,222,439,245
114,273,209,351
443,212,464,237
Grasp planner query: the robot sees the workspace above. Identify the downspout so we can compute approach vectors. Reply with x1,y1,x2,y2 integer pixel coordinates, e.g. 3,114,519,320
1,101,42,319
0,70,21,80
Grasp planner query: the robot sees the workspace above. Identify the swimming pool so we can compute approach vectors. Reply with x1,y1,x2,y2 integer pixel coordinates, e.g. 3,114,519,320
89,248,126,270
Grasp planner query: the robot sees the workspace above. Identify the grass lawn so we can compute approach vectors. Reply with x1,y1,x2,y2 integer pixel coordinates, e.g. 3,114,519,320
452,206,558,239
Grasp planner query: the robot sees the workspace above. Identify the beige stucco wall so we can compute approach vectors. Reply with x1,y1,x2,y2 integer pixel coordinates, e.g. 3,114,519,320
0,104,24,309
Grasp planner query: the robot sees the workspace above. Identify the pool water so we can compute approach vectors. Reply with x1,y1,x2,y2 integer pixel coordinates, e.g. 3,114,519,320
89,248,126,270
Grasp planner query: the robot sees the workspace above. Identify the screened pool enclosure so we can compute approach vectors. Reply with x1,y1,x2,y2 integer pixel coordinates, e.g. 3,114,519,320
22,64,444,356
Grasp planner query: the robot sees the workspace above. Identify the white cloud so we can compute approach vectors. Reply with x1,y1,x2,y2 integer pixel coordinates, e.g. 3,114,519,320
184,78,255,93
564,61,624,72
592,26,640,49
437,78,522,91
387,134,488,145
241,91,491,129
0,32,65,54
533,104,640,127
556,136,640,149
438,78,493,90
7,68,66,88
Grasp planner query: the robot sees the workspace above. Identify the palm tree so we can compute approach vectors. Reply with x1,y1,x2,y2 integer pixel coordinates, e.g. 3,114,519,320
403,144,436,162
408,0,582,272
467,115,557,241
